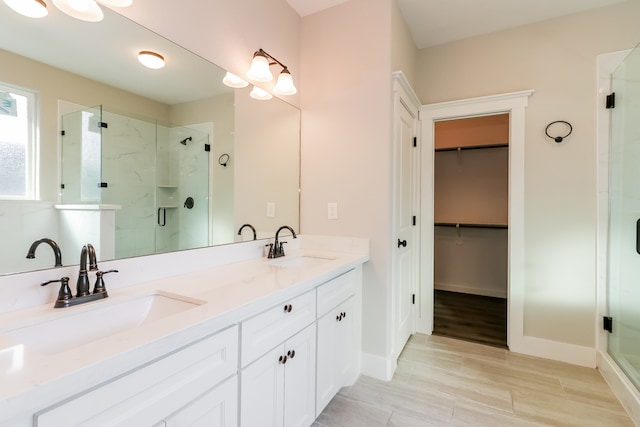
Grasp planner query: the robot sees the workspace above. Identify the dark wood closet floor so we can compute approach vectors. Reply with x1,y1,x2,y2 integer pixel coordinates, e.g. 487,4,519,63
433,290,507,348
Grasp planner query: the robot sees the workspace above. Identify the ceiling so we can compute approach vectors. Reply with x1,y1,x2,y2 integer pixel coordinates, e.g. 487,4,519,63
286,0,628,49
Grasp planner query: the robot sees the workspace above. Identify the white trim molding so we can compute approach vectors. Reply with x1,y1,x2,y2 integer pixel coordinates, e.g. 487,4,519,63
419,90,534,354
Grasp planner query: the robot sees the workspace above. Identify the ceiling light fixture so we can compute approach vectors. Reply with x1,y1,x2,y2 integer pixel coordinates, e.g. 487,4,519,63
245,48,297,97
138,51,165,69
52,0,103,22
222,72,249,89
3,0,134,22
249,86,273,101
3,0,48,18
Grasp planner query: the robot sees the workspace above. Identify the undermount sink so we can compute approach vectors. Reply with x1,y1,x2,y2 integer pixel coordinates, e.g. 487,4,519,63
2,292,204,355
269,255,336,269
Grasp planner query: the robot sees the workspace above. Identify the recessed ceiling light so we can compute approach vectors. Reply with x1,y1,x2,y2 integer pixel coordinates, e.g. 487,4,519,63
52,0,104,22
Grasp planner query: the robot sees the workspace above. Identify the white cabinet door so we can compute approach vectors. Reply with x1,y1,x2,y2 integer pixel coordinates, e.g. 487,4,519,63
316,296,356,417
240,324,316,427
165,376,237,427
240,344,285,427
283,324,316,427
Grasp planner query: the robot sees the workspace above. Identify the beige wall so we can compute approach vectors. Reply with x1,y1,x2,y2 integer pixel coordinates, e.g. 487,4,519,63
300,0,394,358
416,1,640,347
390,0,417,88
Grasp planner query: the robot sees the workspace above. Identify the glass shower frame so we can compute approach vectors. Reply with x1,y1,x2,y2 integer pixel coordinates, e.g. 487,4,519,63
607,42,640,391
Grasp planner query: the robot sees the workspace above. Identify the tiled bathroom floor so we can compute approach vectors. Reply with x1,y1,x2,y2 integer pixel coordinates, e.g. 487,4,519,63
314,334,636,427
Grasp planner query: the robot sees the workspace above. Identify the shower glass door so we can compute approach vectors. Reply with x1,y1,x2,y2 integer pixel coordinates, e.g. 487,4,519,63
608,41,640,391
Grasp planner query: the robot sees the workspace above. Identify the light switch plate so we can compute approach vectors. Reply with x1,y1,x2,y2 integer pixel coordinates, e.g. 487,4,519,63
327,202,338,220
266,202,275,218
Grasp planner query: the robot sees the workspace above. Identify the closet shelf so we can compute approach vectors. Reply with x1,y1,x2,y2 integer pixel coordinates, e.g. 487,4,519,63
435,143,508,152
435,222,508,229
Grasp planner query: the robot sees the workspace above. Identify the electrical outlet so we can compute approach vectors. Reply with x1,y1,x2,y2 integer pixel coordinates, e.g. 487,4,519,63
327,202,338,220
266,202,275,218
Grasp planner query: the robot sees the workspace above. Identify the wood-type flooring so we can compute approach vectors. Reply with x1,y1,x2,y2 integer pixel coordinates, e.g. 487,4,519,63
313,334,635,426
433,290,507,348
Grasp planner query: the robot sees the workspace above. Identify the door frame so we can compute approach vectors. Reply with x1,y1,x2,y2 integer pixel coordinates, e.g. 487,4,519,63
418,90,532,351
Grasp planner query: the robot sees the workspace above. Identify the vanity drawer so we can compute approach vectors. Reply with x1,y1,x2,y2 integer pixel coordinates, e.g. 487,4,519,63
241,289,316,367
317,269,355,317
35,325,238,427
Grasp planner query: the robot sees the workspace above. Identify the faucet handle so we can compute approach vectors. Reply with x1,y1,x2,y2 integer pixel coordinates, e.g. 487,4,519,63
93,269,118,294
41,277,72,302
278,241,288,256
265,243,275,259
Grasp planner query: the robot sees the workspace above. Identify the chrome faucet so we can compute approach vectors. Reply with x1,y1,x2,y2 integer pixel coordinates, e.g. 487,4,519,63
267,225,297,259
26,238,63,267
238,223,257,240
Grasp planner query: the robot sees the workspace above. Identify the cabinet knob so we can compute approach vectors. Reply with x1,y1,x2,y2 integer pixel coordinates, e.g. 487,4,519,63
278,355,288,364
336,314,342,322
342,311,347,318
287,349,296,359
283,304,293,313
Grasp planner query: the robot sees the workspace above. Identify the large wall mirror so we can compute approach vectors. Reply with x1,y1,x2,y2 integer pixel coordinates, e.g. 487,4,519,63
0,5,300,275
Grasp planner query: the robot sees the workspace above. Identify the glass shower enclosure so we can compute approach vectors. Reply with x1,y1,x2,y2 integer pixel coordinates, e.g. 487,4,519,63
607,42,640,391
61,105,210,259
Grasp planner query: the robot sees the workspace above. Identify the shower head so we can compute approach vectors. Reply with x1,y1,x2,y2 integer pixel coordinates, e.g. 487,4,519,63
179,136,192,145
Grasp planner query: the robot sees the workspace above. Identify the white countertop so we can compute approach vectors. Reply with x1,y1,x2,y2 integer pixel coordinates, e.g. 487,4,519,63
0,237,368,424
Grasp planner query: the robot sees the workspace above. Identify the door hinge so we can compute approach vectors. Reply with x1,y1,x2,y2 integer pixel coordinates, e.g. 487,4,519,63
603,316,613,333
98,182,108,188
412,294,415,304
606,93,615,109
98,121,108,128
204,144,211,152
413,137,417,147
61,130,66,136
412,215,416,226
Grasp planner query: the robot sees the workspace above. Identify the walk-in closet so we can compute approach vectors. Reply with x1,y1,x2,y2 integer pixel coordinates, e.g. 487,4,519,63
432,114,509,348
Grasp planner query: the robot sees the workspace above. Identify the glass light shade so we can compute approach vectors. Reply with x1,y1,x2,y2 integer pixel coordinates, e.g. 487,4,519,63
273,70,297,96
96,0,132,6
249,86,273,101
52,0,104,22
246,53,273,82
138,51,165,69
3,0,48,18
222,72,249,89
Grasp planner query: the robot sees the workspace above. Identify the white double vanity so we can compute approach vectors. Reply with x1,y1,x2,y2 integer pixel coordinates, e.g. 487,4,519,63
0,235,369,427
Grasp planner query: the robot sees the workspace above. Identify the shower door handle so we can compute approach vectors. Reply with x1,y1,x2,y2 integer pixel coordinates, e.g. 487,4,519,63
158,208,166,227
636,219,640,255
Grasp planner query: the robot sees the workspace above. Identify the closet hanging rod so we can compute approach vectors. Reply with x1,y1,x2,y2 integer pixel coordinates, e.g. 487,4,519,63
434,143,508,152
435,222,508,229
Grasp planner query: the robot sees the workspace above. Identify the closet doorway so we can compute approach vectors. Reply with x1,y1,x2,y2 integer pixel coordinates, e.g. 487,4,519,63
432,114,509,348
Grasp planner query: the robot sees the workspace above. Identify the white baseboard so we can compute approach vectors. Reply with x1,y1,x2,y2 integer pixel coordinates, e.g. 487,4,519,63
360,352,396,381
509,335,597,368
435,282,506,299
598,351,640,426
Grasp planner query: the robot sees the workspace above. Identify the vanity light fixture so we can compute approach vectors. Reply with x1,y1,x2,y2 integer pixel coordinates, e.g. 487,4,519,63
249,86,273,101
4,0,133,22
138,51,165,69
246,49,297,96
3,0,48,18
222,72,249,88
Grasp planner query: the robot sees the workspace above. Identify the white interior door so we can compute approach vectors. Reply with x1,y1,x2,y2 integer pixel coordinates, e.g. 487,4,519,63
392,93,418,359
